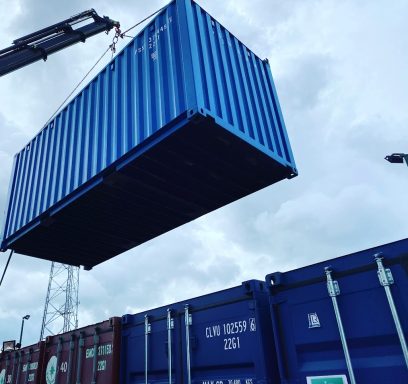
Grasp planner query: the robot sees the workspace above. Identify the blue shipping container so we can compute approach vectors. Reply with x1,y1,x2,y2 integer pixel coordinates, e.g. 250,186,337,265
266,239,408,384
120,280,278,384
1,0,297,268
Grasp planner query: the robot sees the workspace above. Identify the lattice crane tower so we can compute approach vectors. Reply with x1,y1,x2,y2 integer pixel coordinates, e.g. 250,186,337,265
39,262,79,340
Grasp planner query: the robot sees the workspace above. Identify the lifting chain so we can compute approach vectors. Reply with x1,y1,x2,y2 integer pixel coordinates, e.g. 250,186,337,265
109,25,122,57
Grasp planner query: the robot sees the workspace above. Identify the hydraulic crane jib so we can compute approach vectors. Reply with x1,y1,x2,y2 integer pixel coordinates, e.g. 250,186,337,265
0,9,119,76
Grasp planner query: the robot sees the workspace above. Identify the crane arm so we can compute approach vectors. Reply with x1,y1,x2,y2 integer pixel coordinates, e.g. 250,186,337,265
0,9,119,77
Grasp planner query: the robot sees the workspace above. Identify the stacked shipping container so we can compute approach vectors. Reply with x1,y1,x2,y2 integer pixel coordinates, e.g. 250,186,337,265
1,239,407,383
40,317,121,384
0,319,121,384
266,238,408,384
121,280,277,384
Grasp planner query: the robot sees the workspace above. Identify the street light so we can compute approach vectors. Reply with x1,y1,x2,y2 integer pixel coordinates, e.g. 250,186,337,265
385,153,408,166
2,340,16,352
17,314,30,348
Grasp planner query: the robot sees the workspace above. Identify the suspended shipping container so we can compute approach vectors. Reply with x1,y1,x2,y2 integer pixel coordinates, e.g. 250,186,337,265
266,238,408,384
0,342,45,384
40,317,121,384
120,280,278,384
1,0,297,269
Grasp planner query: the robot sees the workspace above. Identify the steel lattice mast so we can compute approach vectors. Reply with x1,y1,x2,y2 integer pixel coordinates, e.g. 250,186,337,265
39,262,79,340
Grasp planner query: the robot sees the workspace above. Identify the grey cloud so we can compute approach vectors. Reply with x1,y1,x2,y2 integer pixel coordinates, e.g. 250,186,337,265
278,53,333,110
0,253,50,343
76,224,242,325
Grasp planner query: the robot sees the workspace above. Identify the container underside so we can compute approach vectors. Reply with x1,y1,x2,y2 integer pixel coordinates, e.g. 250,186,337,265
7,114,294,268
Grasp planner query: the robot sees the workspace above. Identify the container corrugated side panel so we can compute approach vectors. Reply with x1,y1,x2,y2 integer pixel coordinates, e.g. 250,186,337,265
1,1,186,241
41,317,121,384
1,0,297,268
266,238,408,384
0,349,19,384
121,280,278,384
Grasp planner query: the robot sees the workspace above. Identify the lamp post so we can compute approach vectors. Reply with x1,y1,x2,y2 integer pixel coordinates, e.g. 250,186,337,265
385,153,408,166
18,315,30,348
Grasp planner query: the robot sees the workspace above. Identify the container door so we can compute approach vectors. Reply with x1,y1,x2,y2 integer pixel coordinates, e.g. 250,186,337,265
42,335,77,384
75,321,120,384
18,345,44,384
10,351,22,384
181,299,272,384
0,353,12,384
7,352,20,384
121,309,183,384
269,254,408,384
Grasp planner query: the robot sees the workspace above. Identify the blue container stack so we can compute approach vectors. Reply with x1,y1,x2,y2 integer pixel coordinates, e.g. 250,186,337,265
1,240,406,383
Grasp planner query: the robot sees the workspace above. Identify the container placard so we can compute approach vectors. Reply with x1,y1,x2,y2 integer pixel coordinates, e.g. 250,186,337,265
306,375,348,384
0,369,5,384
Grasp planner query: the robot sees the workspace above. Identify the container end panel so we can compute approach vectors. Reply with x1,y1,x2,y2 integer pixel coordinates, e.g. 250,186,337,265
189,1,296,169
268,239,408,383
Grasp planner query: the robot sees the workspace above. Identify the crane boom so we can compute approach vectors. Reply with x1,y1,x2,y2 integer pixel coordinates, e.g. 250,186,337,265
0,9,119,76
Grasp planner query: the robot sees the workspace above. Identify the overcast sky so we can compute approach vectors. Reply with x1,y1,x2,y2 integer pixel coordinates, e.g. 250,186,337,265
1,0,407,347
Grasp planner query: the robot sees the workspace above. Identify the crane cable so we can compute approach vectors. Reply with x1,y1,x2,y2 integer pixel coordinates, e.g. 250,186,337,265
0,250,13,287
119,3,169,37
44,3,168,128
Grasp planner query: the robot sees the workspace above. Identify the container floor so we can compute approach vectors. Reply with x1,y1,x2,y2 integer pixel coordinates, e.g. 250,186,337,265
9,112,293,268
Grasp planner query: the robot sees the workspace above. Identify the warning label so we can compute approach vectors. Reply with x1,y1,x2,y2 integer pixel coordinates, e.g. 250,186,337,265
306,375,348,384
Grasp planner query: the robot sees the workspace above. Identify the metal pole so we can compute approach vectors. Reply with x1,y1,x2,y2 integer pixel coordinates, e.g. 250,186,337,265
0,250,13,287
18,318,25,346
325,268,356,384
167,309,173,384
91,330,100,384
374,254,408,368
145,315,150,384
184,305,192,384
76,332,84,384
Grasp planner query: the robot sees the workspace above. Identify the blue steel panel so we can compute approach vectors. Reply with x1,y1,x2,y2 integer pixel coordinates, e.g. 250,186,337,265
120,280,278,384
266,238,408,384
1,0,297,267
2,154,19,239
